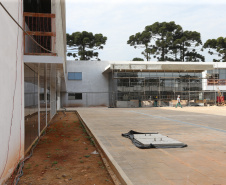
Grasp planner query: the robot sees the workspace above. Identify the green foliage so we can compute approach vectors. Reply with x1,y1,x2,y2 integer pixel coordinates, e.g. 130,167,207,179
52,161,58,167
132,57,144,61
145,21,182,61
127,31,154,61
173,31,204,61
203,37,226,62
67,31,107,61
128,21,204,62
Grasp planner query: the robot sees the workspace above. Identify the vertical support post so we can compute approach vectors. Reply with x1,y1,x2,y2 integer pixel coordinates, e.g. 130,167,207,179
189,78,190,106
174,77,176,100
203,91,205,106
129,77,130,100
50,64,56,119
111,71,113,107
214,69,216,106
144,77,146,99
86,93,88,107
112,67,115,107
158,77,160,107
23,14,25,55
56,73,61,110
45,64,47,127
38,64,40,137
215,90,217,106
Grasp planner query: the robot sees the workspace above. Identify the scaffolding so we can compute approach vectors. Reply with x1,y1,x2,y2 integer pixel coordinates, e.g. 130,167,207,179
110,69,226,108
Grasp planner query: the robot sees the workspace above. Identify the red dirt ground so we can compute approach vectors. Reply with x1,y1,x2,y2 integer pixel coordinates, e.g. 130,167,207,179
10,111,114,185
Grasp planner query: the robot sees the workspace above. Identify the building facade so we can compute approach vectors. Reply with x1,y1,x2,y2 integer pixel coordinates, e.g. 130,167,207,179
63,61,226,108
62,60,110,107
0,0,66,184
1,1,226,183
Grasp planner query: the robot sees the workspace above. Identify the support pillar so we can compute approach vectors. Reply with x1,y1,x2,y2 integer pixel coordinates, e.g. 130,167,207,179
38,64,40,137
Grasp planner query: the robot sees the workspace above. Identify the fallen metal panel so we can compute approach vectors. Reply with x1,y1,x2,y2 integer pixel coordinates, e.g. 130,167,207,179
122,130,187,149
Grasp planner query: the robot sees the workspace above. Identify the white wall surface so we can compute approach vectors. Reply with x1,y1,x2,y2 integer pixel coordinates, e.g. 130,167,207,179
63,60,110,107
0,1,24,184
52,0,66,110
52,0,66,64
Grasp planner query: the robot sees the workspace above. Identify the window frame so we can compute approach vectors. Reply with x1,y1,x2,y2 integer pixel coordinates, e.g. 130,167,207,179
68,93,82,100
68,72,82,80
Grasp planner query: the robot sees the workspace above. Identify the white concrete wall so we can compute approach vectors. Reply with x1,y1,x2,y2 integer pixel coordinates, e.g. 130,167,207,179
52,0,66,110
63,60,110,107
0,1,24,184
52,0,66,63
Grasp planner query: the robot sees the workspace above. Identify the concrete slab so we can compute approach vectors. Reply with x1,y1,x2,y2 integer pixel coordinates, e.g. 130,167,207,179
68,107,226,185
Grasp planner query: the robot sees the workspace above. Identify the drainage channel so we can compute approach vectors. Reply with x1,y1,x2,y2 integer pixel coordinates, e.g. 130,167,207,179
75,111,133,185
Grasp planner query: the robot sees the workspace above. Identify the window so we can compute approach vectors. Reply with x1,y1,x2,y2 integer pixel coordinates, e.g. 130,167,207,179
68,72,82,80
219,69,226,79
68,93,82,100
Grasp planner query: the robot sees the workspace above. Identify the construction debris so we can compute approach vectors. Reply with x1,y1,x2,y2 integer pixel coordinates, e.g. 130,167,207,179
122,130,187,149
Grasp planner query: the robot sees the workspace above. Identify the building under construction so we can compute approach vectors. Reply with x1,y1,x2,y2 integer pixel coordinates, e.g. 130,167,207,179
63,61,226,108
1,0,226,183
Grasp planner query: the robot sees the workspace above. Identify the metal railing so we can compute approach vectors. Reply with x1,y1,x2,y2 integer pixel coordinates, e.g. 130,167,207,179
23,12,56,56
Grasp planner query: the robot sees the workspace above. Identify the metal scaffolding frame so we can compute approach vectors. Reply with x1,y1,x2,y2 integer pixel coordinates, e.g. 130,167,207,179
110,69,226,107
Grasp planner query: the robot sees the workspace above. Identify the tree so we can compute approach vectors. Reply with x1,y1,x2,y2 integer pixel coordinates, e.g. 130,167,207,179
128,21,204,62
67,31,107,60
132,57,144,61
145,21,183,61
203,37,226,62
127,31,156,61
184,51,205,62
173,31,204,62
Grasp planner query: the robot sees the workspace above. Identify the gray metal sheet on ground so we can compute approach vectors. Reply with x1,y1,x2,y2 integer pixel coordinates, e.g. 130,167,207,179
134,134,183,146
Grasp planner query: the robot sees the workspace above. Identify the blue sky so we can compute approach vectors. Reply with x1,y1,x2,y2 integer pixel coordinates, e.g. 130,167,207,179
66,0,226,61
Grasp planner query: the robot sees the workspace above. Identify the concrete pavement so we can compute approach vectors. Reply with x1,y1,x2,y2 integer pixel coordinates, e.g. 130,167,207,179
69,107,226,185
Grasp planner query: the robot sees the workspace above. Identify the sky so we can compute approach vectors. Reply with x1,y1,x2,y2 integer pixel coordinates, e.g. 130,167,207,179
66,0,226,62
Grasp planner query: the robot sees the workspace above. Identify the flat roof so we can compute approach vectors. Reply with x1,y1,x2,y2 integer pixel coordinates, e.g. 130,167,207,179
103,61,214,73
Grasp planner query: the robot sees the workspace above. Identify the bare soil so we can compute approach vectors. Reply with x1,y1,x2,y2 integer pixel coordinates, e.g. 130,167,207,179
13,111,114,185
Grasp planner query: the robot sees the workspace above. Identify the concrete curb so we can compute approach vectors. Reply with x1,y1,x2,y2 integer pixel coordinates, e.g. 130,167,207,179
75,111,133,185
